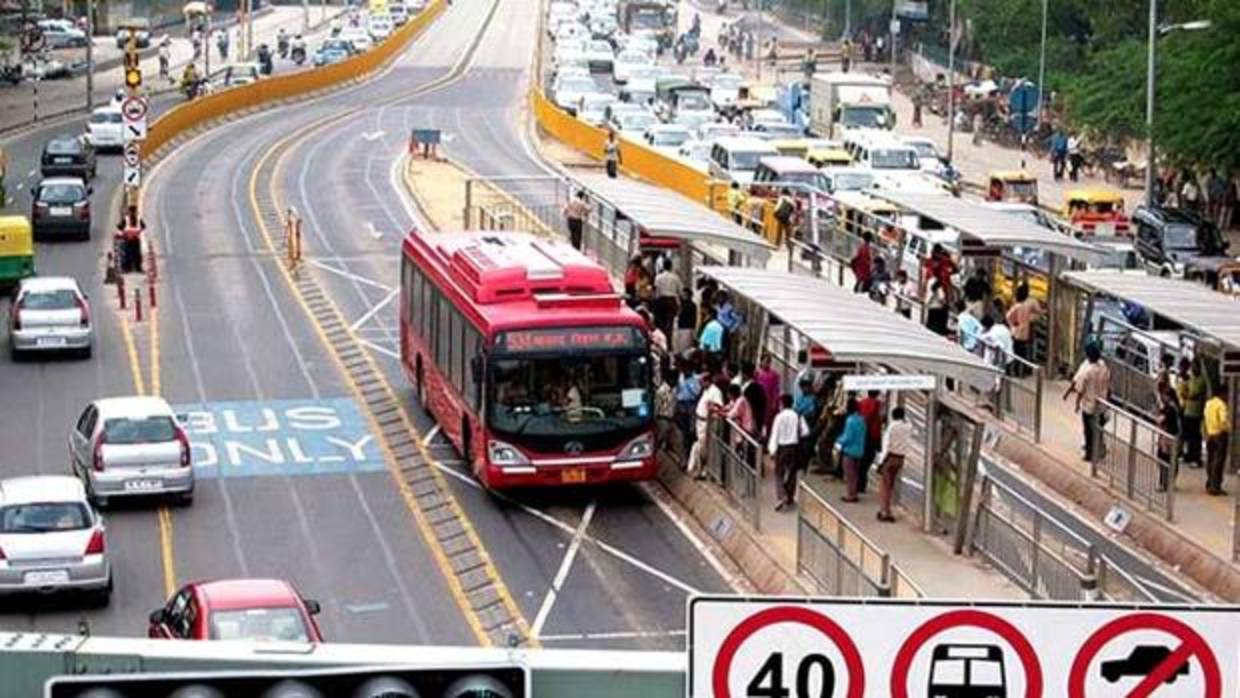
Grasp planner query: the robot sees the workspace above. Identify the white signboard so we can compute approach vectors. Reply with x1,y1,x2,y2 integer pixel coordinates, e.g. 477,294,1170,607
122,142,140,167
689,597,1240,698
123,119,147,143
122,165,141,187
842,374,936,392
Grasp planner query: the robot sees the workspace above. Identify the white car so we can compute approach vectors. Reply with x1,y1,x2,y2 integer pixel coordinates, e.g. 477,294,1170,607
552,18,587,42
388,4,409,25
69,396,194,507
644,124,693,155
0,475,112,602
85,106,123,151
554,64,590,82
37,19,88,48
339,27,373,52
553,74,598,114
8,276,93,360
578,92,617,126
368,15,393,40
583,39,614,73
678,139,712,166
554,45,589,69
901,136,951,177
215,62,260,88
697,122,741,142
612,49,652,84
710,72,743,110
612,109,658,136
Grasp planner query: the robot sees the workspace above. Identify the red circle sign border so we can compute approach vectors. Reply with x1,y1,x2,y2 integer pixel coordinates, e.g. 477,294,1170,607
122,96,147,121
1067,612,1222,698
890,608,1044,698
710,605,866,698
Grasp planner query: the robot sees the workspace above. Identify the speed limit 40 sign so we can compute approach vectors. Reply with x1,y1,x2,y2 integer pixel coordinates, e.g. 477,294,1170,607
688,597,1240,698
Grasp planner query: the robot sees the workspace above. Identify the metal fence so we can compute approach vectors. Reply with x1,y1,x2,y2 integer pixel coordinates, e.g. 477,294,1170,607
795,481,925,598
970,474,1099,600
1096,554,1160,603
1090,398,1177,521
702,415,763,533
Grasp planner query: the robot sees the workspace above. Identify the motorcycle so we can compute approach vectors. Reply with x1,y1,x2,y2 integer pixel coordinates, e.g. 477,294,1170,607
180,76,206,100
257,46,274,75
290,45,306,66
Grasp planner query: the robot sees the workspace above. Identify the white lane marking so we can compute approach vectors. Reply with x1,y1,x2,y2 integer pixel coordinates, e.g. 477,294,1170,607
390,150,429,230
357,337,400,359
366,220,383,238
421,425,441,447
433,461,702,595
26,168,36,178
1133,573,1197,603
537,629,686,642
362,130,386,141
306,258,395,291
641,481,750,594
348,288,398,331
531,501,595,639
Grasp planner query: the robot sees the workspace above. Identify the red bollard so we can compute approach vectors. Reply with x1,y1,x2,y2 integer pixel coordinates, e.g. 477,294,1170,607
133,288,142,323
148,279,157,309
118,273,127,309
147,246,158,283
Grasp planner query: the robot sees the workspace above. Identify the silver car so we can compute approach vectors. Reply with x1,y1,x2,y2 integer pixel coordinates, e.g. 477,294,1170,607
8,276,93,360
69,397,195,507
0,475,111,603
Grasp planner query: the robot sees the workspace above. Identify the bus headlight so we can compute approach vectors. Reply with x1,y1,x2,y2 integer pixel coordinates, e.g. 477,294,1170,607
618,433,654,460
488,440,530,466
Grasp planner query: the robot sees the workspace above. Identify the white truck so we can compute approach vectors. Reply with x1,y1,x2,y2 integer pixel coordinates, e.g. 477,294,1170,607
808,72,895,139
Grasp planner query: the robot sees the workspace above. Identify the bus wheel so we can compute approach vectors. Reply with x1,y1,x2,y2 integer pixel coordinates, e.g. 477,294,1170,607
461,418,473,470
415,355,425,406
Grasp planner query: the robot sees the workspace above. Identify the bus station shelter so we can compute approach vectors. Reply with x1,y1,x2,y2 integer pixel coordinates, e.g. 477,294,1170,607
698,266,999,536
571,172,775,281
871,191,1106,374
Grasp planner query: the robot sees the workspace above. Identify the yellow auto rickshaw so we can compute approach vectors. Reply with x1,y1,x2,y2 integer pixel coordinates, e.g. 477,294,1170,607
1216,261,1240,298
806,145,852,169
1063,187,1132,236
0,215,34,287
986,170,1038,205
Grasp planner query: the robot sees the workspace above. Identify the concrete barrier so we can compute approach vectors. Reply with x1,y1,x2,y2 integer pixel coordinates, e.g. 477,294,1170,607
143,0,446,159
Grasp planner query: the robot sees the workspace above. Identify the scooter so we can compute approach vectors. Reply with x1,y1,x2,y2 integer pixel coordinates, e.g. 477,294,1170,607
257,45,274,75
290,44,306,66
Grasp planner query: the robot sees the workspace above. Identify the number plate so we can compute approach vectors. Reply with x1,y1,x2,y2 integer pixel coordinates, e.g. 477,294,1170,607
36,336,67,347
50,206,71,216
124,479,160,491
54,157,71,164
24,569,69,586
561,467,587,484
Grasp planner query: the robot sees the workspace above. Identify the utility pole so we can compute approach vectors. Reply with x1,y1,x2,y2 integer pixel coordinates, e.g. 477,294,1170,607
945,0,956,162
843,0,851,39
1144,0,1157,207
245,0,254,61
1035,0,1048,130
84,0,94,111
888,1,897,75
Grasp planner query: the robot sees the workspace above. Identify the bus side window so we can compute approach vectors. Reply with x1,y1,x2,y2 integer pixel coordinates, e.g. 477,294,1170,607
465,326,482,410
438,296,451,369
450,310,465,393
411,267,423,336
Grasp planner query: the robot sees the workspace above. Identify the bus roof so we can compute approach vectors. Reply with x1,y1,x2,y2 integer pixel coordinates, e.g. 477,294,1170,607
404,231,642,333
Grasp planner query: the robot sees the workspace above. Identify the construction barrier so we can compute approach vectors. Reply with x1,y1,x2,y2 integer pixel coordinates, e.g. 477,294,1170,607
143,0,447,159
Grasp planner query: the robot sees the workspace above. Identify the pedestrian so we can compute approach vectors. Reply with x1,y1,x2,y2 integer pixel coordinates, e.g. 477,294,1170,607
563,190,588,250
1224,174,1239,231
923,243,957,302
604,130,621,178
1155,381,1181,492
653,258,682,337
773,188,796,245
725,383,755,449
674,288,697,354
876,407,911,522
768,394,808,511
856,390,884,494
962,267,990,319
1179,171,1201,214
980,315,1014,372
794,349,817,401
728,181,745,226
1063,342,1111,463
688,376,726,479
655,369,677,455
115,205,146,273
835,398,867,502
956,301,983,355
850,231,874,294
1206,169,1227,228
1067,133,1084,181
216,28,229,61
925,280,949,336
740,361,767,439
841,38,853,72
674,359,702,452
698,306,726,360
912,92,923,128
1177,357,1207,468
191,28,202,60
811,374,846,475
158,37,172,82
1005,283,1040,375
755,352,782,429
1049,129,1068,180
1204,385,1230,496
714,290,742,352
894,269,916,318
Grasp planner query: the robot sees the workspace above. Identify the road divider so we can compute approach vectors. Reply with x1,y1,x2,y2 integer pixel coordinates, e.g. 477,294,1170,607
142,0,448,160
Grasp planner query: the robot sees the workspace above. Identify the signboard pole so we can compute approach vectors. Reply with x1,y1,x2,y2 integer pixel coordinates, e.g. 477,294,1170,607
923,376,939,533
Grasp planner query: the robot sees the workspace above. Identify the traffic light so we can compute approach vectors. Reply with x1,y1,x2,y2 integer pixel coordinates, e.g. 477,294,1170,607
124,45,141,88
47,665,527,698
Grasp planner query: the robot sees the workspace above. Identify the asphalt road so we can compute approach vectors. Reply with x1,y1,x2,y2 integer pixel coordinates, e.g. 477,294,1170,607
0,0,732,649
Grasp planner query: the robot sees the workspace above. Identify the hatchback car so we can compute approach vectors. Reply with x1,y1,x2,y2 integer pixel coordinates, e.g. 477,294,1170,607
31,177,91,241
8,276,92,359
41,136,96,180
69,396,194,507
149,578,323,642
339,27,373,52
0,475,111,603
84,106,124,152
37,19,88,48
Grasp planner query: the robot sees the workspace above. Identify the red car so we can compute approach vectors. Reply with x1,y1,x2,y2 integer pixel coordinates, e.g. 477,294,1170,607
148,578,323,642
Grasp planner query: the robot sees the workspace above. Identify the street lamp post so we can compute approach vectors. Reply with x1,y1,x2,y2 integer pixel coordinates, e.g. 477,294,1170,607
945,0,956,162
1144,3,1212,207
1035,0,1048,130
84,0,93,111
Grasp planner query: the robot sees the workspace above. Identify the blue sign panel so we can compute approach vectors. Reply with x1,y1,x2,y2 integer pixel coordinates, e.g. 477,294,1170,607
176,398,384,479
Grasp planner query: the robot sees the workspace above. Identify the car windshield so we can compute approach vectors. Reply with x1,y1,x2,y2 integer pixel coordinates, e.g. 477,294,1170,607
731,150,772,171
1098,247,1140,270
488,345,651,443
39,184,85,203
22,289,77,309
0,502,90,533
714,74,742,89
1164,223,1200,250
678,93,710,110
831,173,874,191
907,142,938,159
588,41,611,53
103,416,176,444
620,113,657,130
210,607,310,642
323,40,351,51
558,76,595,93
783,171,828,190
91,111,122,125
47,140,81,155
841,105,890,128
631,9,663,30
871,148,920,170
651,129,690,146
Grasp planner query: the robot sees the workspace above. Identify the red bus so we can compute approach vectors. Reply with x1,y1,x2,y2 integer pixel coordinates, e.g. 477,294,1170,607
400,231,657,488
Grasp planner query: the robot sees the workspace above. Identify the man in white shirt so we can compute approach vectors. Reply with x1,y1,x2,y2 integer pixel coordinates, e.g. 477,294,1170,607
687,377,724,479
652,259,682,336
768,394,808,511
876,407,912,522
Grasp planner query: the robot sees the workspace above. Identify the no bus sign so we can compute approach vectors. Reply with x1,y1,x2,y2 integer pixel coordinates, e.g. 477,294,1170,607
688,597,1240,698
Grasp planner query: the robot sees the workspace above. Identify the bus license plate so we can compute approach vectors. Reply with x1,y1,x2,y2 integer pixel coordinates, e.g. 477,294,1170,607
561,468,586,484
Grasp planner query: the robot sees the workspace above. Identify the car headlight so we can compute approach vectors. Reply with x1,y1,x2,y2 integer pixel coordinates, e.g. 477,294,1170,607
619,433,654,460
488,440,529,466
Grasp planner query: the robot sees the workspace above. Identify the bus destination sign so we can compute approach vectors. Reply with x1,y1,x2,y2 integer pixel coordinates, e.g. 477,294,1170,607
497,327,640,353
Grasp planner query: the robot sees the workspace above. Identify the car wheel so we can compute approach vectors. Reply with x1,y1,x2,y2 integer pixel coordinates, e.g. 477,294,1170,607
79,344,92,360
77,226,90,242
176,489,194,506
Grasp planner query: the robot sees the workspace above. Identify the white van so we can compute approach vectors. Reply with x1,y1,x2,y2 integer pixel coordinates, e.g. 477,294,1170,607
708,137,779,186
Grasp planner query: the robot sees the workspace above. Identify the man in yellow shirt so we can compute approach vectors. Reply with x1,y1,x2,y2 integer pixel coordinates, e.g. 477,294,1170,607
1204,386,1231,495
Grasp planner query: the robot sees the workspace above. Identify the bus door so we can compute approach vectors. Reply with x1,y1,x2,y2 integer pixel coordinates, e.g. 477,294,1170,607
928,644,1007,698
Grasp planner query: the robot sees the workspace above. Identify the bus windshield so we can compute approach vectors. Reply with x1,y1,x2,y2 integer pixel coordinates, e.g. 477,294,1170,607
488,341,652,451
